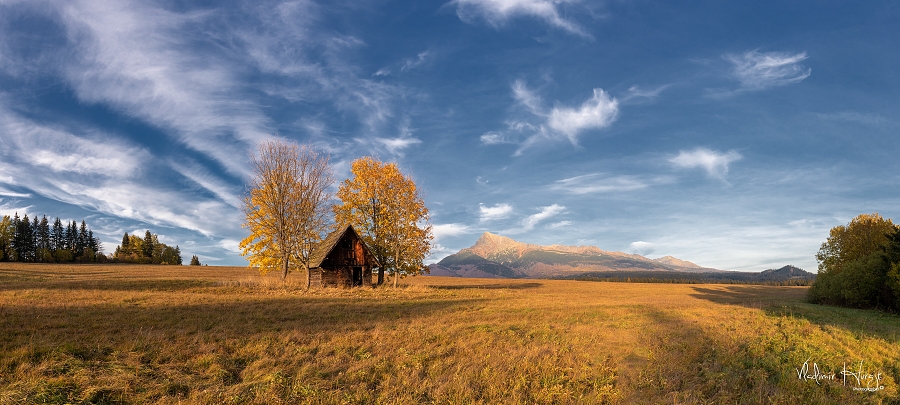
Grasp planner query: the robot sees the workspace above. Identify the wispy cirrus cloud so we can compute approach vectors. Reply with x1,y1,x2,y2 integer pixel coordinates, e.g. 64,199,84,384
670,148,742,180
449,0,591,38
725,50,811,91
482,80,619,155
516,204,565,232
553,173,655,194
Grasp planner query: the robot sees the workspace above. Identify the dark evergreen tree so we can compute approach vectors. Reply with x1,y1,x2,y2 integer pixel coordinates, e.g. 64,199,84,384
142,230,154,259
11,213,21,261
38,216,50,250
21,215,35,262
175,245,182,265
87,230,99,253
51,217,63,253
121,232,131,256
190,255,201,266
65,221,76,252
75,220,88,258
37,216,51,262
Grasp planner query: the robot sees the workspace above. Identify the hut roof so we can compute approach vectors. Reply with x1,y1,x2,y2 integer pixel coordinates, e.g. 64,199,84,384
309,225,379,268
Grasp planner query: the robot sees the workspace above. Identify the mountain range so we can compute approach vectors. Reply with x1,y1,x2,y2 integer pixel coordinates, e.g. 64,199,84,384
428,232,815,283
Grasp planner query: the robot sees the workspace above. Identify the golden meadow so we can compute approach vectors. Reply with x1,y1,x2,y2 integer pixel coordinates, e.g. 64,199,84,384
1,263,898,404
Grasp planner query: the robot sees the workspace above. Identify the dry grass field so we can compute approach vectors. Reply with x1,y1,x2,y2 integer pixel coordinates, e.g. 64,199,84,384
0,263,898,404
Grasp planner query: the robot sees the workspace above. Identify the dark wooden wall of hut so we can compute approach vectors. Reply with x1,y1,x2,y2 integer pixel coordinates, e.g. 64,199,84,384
312,230,376,287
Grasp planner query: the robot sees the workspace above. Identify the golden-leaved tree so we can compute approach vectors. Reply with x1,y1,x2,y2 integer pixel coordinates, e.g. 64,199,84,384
334,156,432,287
240,140,334,287
810,213,899,308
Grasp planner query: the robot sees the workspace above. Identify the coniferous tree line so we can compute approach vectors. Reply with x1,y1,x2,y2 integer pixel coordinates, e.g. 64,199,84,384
112,230,183,265
0,213,104,263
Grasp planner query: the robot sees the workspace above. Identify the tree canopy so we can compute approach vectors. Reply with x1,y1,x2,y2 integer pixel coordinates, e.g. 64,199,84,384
809,213,900,310
333,156,432,287
239,140,334,285
112,231,183,265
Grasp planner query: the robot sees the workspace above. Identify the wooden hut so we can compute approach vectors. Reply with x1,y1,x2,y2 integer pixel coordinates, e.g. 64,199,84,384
308,225,379,287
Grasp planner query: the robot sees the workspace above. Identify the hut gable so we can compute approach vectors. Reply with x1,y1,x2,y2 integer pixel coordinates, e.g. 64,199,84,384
309,225,379,287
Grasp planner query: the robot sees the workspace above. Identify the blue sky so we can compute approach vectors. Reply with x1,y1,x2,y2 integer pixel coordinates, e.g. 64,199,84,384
1,0,898,271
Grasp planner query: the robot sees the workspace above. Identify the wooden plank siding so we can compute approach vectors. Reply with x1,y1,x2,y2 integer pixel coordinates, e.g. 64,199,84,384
308,225,379,288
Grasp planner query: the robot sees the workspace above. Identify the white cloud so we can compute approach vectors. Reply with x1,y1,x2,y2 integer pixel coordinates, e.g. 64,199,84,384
553,173,651,194
512,80,544,115
725,50,811,90
520,204,564,231
479,203,514,222
375,136,422,154
401,51,432,72
0,187,31,198
432,223,473,240
670,148,742,179
546,220,571,229
55,0,270,176
374,50,433,77
621,84,671,102
485,81,619,154
480,131,516,145
547,89,618,143
450,0,590,38
629,241,654,256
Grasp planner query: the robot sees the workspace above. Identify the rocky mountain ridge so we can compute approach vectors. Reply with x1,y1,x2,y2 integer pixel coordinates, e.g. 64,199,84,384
429,232,714,278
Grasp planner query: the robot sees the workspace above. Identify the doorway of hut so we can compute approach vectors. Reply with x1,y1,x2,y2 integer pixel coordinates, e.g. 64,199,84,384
352,267,363,287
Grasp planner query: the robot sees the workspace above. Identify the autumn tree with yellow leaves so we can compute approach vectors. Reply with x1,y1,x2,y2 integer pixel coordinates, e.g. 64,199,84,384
809,213,900,309
240,140,334,287
333,156,432,287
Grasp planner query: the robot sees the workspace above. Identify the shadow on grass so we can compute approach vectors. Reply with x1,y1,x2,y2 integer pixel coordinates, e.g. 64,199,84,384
0,294,487,348
429,282,543,290
0,278,217,292
690,285,900,344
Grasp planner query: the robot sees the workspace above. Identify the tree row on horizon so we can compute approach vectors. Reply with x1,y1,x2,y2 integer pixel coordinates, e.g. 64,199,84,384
112,230,183,265
0,213,104,263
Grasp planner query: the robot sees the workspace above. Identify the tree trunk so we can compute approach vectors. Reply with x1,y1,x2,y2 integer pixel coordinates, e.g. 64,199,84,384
393,250,399,288
282,255,289,282
304,264,311,289
377,267,384,286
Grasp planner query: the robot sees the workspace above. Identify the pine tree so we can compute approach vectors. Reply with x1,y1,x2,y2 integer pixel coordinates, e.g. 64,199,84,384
31,216,39,261
37,216,51,262
22,215,35,262
190,255,201,266
66,221,76,253
51,217,63,253
75,221,88,258
11,213,21,261
121,233,130,256
88,230,99,254
142,230,154,260
175,245,182,265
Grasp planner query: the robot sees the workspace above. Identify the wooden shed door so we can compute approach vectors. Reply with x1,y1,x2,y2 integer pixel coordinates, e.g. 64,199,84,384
352,267,363,287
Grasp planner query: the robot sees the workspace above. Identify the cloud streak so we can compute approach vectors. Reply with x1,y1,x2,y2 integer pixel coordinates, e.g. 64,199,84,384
553,173,653,194
725,50,811,91
449,0,590,38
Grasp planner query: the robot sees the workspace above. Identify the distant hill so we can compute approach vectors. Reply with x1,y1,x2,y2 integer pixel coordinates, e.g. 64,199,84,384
429,232,718,278
563,265,816,285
